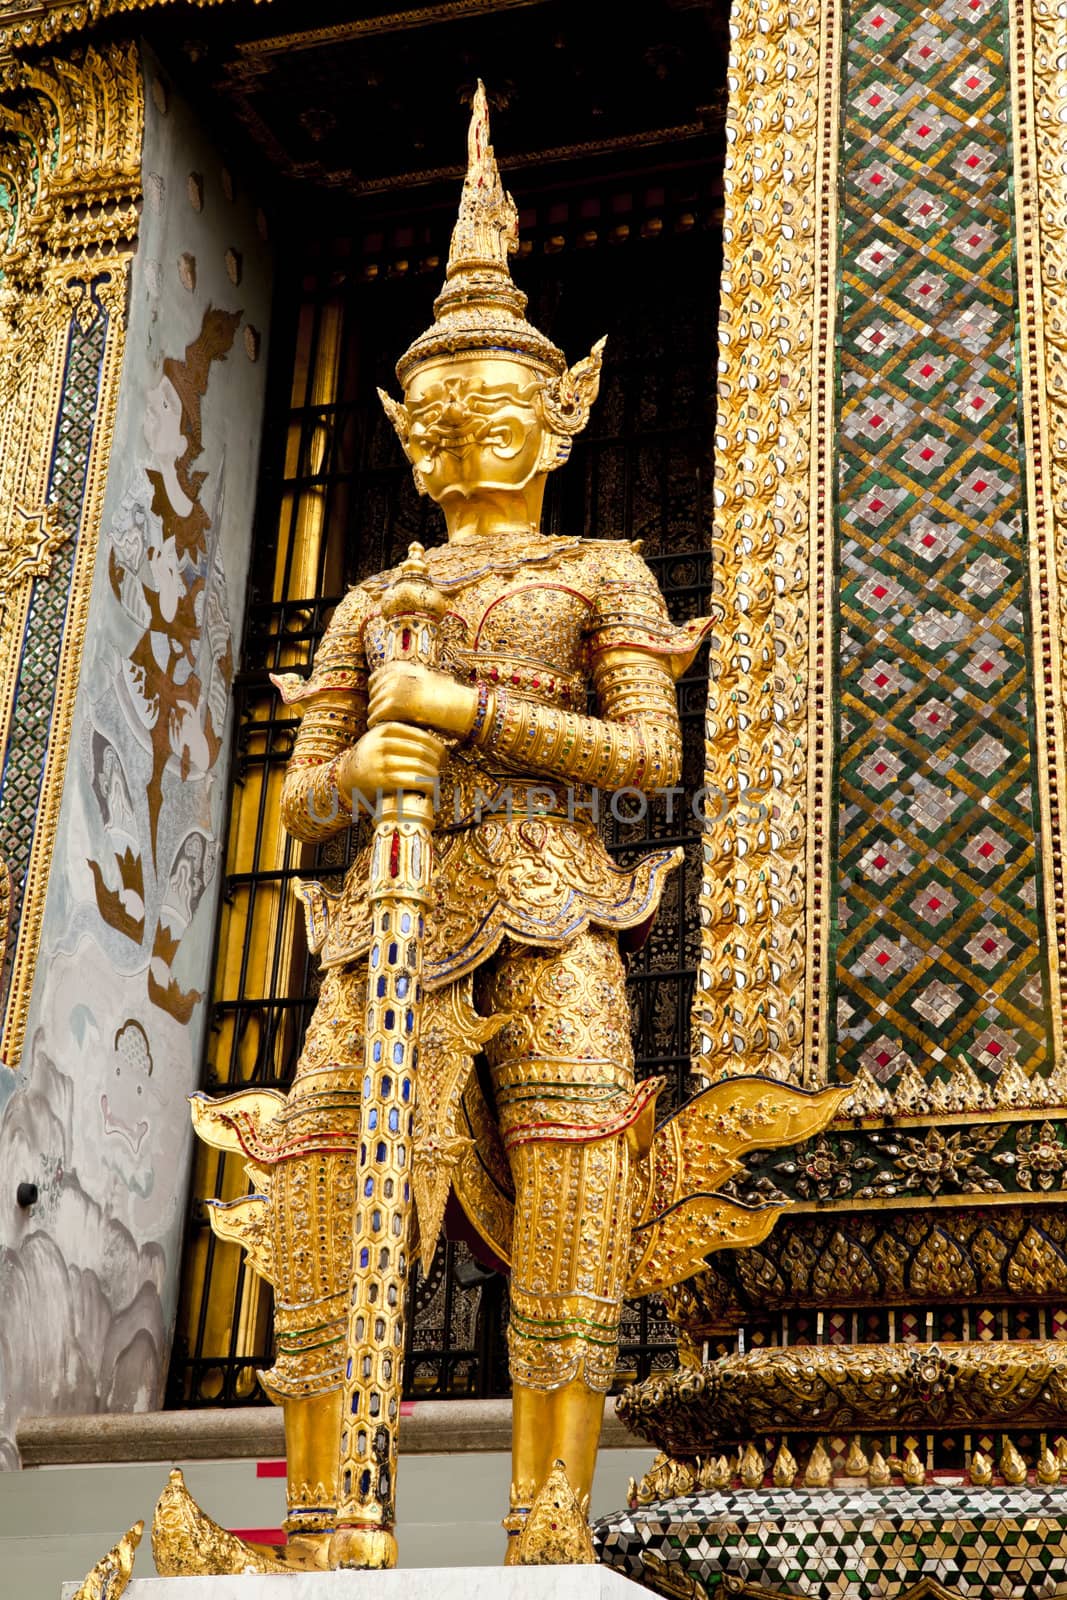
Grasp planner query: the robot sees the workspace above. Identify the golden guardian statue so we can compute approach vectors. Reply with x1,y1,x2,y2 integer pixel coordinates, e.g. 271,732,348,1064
155,85,842,1574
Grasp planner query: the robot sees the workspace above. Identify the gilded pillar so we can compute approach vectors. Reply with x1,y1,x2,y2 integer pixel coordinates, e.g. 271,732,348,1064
0,40,142,1062
692,0,838,1087
693,0,1067,1141
659,0,1067,1479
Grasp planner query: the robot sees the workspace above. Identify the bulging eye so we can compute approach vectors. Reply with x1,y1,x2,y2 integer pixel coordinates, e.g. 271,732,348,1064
488,419,525,458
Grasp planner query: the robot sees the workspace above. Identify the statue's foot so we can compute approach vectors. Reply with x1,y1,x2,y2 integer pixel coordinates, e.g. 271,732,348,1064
152,1468,331,1576
513,1459,596,1565
502,1511,528,1566
328,1525,398,1568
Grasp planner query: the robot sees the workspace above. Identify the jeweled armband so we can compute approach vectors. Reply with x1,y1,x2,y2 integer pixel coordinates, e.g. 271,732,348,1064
281,694,365,842
471,669,681,792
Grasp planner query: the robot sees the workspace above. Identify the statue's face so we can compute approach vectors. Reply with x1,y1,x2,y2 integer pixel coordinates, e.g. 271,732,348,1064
401,356,548,501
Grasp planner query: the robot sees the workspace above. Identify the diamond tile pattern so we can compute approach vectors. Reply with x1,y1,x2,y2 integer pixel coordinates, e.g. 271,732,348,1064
833,0,1049,1090
0,307,109,1007
595,1485,1067,1598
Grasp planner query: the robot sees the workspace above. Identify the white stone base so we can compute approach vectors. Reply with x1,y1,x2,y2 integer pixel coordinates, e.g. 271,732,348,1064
62,1570,643,1599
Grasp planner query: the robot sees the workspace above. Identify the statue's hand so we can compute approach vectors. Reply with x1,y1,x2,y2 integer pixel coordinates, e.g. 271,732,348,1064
338,723,448,802
368,661,477,738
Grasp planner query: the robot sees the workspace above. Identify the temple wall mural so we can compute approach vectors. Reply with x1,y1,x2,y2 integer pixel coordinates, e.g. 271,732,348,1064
0,45,270,1468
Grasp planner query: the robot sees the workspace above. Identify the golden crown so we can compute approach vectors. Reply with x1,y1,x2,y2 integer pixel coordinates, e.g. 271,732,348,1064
395,82,569,385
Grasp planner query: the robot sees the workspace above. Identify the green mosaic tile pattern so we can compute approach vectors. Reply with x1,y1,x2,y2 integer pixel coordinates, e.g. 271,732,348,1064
831,0,1050,1091
0,292,109,1008
595,1485,1067,1597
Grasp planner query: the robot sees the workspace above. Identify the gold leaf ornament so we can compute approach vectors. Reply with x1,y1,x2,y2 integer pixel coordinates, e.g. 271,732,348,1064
1000,1437,1028,1485
771,1442,797,1487
72,1520,143,1600
514,1459,596,1565
739,1442,765,1489
804,1440,832,1487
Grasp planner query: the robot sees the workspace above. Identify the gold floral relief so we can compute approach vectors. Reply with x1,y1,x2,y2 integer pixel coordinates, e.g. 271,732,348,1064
0,40,142,1066
692,0,839,1088
1022,0,1067,1079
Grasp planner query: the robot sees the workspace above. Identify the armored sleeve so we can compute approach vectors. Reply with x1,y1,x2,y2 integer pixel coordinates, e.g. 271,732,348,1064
272,587,371,843
473,544,710,793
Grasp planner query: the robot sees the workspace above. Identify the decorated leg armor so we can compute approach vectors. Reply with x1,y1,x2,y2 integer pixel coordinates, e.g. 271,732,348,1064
190,962,366,1548
476,929,660,1557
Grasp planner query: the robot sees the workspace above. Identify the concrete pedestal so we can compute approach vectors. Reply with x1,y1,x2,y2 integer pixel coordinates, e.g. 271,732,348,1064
62,1571,645,1599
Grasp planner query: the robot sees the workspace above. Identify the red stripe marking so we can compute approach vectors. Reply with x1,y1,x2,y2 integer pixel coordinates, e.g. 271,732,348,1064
401,1400,416,1416
229,1529,286,1544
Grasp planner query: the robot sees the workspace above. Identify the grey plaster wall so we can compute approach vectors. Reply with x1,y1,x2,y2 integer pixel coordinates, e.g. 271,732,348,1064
0,1447,655,1595
0,47,272,1468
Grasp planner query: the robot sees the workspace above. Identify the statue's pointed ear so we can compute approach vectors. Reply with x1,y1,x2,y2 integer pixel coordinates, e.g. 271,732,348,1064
537,336,606,438
377,387,411,447
379,388,429,495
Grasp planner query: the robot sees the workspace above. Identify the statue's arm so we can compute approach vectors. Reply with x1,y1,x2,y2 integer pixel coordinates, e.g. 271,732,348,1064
471,546,710,795
472,642,682,794
272,588,371,843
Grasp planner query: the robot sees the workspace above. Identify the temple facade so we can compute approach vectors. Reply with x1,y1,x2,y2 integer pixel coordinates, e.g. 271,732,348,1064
2,0,1067,1593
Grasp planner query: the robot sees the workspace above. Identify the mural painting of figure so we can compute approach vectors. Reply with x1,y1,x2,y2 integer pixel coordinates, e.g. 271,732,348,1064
88,306,240,1023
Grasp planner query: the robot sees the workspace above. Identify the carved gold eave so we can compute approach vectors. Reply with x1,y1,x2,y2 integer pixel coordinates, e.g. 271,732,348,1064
0,0,547,58
0,0,262,57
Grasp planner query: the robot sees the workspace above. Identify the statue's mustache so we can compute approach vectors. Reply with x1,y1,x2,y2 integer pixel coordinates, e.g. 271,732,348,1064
412,416,520,455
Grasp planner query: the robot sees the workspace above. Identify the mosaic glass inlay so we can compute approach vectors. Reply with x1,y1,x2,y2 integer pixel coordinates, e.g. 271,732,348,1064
0,300,109,1007
831,0,1050,1089
595,1485,1067,1598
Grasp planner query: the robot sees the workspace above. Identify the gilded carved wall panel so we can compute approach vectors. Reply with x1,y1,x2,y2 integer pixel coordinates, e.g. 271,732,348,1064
0,33,272,1468
692,0,836,1088
0,41,141,1064
697,0,1067,1133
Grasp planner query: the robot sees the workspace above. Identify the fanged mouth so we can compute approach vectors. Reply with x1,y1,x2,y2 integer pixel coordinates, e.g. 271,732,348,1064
414,423,513,454
101,1093,149,1156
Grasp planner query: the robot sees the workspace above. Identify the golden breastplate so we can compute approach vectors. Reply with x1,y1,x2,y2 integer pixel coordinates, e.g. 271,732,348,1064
298,539,682,984
363,542,594,713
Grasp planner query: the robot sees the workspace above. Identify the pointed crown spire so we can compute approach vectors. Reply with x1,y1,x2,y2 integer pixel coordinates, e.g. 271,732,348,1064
396,81,566,385
446,81,519,278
